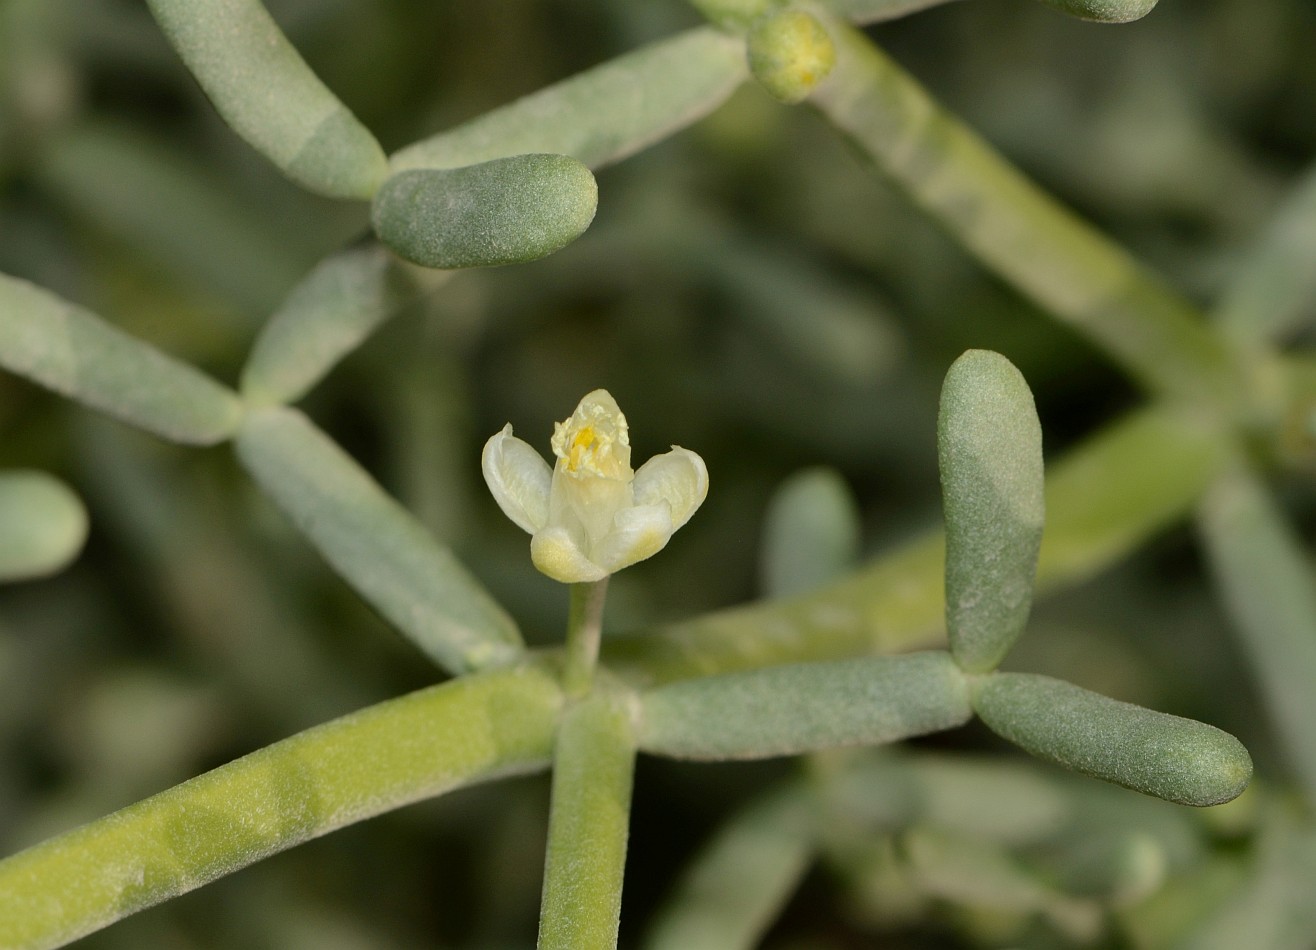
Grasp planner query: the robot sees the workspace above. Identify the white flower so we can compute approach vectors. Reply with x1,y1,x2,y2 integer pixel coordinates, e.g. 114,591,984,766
482,389,708,583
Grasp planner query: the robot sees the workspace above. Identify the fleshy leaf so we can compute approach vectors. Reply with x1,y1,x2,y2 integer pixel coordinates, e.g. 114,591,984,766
939,350,1044,673
242,247,438,407
0,273,243,445
144,0,388,198
371,155,598,269
236,406,523,673
638,651,971,759
972,673,1252,807
0,471,88,581
389,28,747,173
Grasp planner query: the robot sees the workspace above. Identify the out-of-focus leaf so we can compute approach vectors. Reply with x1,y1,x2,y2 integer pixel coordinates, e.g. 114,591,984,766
241,247,442,406
34,123,306,314
760,467,861,598
1215,164,1316,346
810,20,1242,409
903,827,1102,940
643,788,814,950
1197,466,1316,804
389,28,747,173
144,0,387,199
235,406,524,675
0,470,87,581
1038,405,1224,586
0,273,243,444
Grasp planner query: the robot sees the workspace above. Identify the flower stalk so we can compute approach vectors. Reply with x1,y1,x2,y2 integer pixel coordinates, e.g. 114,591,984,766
564,578,610,698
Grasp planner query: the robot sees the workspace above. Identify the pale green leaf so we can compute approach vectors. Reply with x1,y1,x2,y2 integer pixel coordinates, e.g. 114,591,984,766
241,247,442,406
1215,163,1316,346
235,406,523,674
371,155,597,269
1038,404,1224,586
1197,467,1316,804
0,471,88,581
0,273,243,444
643,789,813,950
903,827,1102,940
938,349,1044,673
637,651,971,759
972,673,1253,807
389,28,747,173
144,0,387,199
0,663,563,950
810,20,1241,408
538,691,636,950
760,467,861,598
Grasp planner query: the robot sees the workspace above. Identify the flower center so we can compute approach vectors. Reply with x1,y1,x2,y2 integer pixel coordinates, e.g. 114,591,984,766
551,392,631,479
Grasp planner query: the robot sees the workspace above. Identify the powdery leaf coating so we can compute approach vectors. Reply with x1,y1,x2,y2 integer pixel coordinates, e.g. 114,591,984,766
637,651,972,760
938,350,1044,673
145,0,388,199
0,273,243,445
372,155,598,270
0,471,88,581
973,673,1253,807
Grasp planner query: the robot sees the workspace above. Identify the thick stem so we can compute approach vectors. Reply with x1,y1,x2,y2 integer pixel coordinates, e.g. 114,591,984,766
564,578,610,697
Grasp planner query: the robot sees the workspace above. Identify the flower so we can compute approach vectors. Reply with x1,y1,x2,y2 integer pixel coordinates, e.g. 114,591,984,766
482,389,708,583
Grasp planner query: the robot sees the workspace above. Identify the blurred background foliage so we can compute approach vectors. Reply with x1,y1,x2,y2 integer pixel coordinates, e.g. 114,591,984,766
1,0,1314,946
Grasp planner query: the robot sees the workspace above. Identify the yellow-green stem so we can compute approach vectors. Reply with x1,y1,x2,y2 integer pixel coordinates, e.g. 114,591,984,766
565,578,610,697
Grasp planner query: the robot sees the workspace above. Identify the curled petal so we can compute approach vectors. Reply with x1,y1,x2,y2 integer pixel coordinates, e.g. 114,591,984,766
482,424,552,534
595,503,675,575
531,525,609,583
633,447,708,530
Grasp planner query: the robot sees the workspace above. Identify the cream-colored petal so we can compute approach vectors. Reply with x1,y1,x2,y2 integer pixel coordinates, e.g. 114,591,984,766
531,525,609,583
549,463,633,549
482,424,552,534
594,503,674,574
632,446,708,530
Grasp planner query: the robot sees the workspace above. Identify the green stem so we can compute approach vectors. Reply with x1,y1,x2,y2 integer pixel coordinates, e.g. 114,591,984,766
810,20,1244,412
538,691,637,950
0,663,564,950
565,578,611,697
